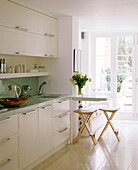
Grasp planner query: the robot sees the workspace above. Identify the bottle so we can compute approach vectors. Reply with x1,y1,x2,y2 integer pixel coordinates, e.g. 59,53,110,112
3,58,6,73
33,64,38,72
0,59,3,73
0,59,1,73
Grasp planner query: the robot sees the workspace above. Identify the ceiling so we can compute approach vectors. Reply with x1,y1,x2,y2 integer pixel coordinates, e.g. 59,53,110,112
19,0,138,31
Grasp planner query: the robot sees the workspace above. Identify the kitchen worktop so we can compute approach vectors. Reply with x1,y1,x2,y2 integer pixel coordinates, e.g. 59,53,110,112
0,94,71,119
0,94,109,119
71,94,108,101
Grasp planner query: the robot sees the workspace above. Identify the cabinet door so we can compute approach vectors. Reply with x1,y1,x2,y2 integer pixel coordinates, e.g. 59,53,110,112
19,109,38,169
0,26,39,56
38,14,58,58
0,0,38,33
38,36,57,57
38,14,57,36
38,105,52,157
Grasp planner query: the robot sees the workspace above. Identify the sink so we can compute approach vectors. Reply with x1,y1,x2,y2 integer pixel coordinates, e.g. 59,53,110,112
36,94,61,98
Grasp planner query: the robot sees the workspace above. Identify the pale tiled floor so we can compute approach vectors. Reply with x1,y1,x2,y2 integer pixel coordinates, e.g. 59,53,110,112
33,121,138,170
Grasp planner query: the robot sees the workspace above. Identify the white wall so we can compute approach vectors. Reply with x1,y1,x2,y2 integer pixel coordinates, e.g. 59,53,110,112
38,16,80,94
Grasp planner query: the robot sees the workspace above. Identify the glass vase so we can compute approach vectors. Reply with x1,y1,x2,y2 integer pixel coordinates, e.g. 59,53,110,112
78,87,82,95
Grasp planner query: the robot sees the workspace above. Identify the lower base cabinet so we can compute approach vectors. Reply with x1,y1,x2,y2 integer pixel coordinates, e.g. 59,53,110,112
0,154,18,170
38,105,52,157
18,99,70,169
19,109,38,169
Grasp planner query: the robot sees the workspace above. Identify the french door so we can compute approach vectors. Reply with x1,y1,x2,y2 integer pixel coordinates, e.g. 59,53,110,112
90,33,135,119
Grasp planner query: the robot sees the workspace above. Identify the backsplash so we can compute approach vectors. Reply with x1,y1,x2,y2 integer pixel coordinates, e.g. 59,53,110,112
0,77,38,97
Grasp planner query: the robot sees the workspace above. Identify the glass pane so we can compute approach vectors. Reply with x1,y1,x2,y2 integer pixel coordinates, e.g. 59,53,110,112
96,37,111,92
117,36,133,111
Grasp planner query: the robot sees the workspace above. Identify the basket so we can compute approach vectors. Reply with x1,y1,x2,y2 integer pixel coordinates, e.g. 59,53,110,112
0,97,32,107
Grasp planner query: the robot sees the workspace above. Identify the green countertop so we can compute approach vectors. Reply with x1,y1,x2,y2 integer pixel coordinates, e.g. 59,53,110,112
0,94,108,119
0,94,71,119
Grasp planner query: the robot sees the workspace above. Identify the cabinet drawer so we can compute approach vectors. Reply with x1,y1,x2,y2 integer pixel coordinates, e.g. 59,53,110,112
0,154,18,170
53,126,70,147
0,115,18,140
53,100,70,116
0,134,18,159
53,112,70,132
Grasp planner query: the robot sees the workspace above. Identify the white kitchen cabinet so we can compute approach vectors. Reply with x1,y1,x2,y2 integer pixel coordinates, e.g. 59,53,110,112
0,154,18,170
0,0,38,33
38,14,58,57
38,105,52,157
52,100,70,148
0,114,19,170
0,114,18,140
38,14,57,37
0,26,39,56
53,100,70,117
0,0,58,58
19,109,38,169
38,36,57,58
0,134,18,160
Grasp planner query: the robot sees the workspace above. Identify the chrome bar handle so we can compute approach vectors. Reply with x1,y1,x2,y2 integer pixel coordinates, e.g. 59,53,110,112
44,33,55,37
0,159,11,167
59,127,68,133
0,117,12,123
0,138,10,145
15,52,30,56
23,110,36,115
41,105,52,109
45,54,55,57
58,113,68,118
16,26,28,32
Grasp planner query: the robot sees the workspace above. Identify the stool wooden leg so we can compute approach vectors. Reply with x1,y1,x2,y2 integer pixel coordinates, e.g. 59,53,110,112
98,110,120,142
90,133,97,145
109,121,120,142
81,115,97,145
97,121,109,141
73,115,91,144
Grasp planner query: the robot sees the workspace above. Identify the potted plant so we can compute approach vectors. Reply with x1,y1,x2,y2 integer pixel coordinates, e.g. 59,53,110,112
70,71,91,95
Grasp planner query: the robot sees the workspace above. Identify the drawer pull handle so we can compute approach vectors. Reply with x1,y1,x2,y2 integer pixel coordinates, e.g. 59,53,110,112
23,110,36,115
0,159,11,167
58,113,68,118
16,26,28,32
41,105,52,109
15,52,30,56
44,33,55,37
45,54,55,57
59,127,68,133
0,117,12,123
58,100,66,103
0,138,10,145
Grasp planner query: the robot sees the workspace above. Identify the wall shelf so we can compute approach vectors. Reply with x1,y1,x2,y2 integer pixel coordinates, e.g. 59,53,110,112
0,72,50,79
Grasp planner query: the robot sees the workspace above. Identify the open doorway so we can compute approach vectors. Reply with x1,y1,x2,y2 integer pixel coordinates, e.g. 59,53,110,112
87,33,135,119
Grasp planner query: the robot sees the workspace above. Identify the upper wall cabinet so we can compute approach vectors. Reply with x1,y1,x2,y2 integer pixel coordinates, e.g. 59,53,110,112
0,0,38,33
0,0,58,58
0,26,39,56
38,14,57,37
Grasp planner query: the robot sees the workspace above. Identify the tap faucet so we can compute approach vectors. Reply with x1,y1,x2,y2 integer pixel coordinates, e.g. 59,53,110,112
20,85,32,97
38,81,47,95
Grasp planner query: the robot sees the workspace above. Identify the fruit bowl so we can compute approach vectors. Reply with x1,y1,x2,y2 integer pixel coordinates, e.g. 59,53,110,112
0,97,32,107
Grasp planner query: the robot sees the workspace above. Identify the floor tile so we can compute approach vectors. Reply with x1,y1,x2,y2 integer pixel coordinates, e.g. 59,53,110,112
33,120,138,170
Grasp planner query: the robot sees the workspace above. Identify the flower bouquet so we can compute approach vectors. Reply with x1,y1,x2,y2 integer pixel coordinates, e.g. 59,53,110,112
70,71,91,95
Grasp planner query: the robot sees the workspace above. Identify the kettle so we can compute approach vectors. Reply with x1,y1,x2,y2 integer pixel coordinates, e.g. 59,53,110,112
8,84,21,98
